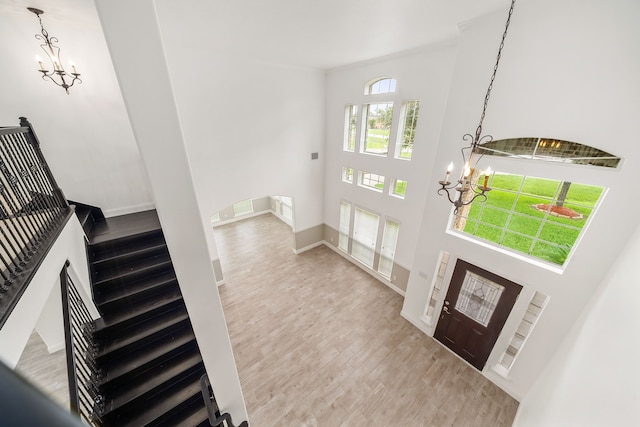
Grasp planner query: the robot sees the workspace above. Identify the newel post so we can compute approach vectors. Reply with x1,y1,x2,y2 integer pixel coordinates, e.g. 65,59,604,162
19,117,69,208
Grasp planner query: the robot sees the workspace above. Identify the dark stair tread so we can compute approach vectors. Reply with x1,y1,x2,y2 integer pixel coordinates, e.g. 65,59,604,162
99,329,197,385
170,401,211,427
117,370,205,427
95,270,178,307
96,310,190,358
94,288,184,332
90,210,161,245
93,255,173,286
104,351,204,413
91,240,168,267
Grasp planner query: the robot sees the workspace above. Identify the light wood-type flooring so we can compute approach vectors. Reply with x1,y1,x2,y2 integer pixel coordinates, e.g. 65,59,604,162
15,330,70,410
215,213,519,427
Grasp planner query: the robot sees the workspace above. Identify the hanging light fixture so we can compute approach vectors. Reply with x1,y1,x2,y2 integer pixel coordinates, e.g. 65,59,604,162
28,7,81,94
438,0,516,213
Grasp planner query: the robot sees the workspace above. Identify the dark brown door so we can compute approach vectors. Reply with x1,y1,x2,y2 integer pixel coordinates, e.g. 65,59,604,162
434,259,522,371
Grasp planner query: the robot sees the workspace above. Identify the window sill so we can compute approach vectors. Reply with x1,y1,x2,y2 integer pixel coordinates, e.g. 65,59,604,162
446,229,566,275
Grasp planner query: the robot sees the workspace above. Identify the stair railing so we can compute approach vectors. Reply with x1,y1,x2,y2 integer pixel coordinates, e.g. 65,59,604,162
200,373,249,427
60,261,104,426
0,117,72,327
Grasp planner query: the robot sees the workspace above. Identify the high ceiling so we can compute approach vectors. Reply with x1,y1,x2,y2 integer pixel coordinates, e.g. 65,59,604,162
2,0,511,70
155,0,511,69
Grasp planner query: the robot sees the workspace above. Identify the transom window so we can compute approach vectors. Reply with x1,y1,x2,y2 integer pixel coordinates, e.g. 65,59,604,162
365,77,397,95
395,100,420,160
362,103,393,155
476,137,621,168
358,171,385,192
452,172,605,266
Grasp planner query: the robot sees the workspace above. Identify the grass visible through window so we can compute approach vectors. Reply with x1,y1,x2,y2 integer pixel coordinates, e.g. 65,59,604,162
453,173,604,266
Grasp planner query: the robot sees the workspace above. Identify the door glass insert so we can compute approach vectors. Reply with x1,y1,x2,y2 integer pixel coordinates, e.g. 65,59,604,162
455,271,505,327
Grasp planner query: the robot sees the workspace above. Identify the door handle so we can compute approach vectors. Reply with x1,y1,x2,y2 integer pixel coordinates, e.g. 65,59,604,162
442,306,450,314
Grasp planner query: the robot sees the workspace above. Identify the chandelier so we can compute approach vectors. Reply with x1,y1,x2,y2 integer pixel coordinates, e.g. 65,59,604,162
438,0,516,213
28,7,81,94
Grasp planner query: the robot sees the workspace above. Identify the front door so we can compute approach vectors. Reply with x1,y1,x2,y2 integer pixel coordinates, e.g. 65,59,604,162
434,259,522,371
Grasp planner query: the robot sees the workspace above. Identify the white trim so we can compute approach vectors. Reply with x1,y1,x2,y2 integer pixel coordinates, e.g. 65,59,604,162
211,211,270,227
102,202,156,218
401,310,431,335
293,240,324,255
322,241,406,297
46,342,65,353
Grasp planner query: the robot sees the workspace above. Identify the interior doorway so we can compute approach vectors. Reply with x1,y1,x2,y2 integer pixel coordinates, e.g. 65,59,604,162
434,259,522,371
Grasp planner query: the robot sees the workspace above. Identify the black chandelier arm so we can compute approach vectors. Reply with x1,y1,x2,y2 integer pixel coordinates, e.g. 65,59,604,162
437,183,461,205
38,71,82,94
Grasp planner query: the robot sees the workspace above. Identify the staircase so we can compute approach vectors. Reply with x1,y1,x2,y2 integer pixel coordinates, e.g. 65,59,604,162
78,207,210,426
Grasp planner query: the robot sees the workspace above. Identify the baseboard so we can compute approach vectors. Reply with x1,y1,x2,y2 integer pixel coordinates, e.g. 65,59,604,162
322,241,406,297
47,342,65,354
400,310,431,335
102,202,156,218
212,211,270,227
293,241,324,254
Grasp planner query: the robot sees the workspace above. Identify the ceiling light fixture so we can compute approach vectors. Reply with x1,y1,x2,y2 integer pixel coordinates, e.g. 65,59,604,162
438,0,516,213
28,7,81,94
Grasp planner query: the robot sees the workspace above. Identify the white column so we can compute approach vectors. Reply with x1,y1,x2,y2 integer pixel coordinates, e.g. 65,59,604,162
94,0,247,421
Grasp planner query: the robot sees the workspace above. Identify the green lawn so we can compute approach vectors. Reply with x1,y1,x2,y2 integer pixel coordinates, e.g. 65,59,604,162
365,129,390,152
459,174,603,265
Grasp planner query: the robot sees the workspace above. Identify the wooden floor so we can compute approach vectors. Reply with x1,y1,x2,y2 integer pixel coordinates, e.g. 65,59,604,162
15,331,70,410
215,214,519,427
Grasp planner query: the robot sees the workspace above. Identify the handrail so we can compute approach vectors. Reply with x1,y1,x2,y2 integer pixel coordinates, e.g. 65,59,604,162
200,373,248,427
0,117,71,328
60,261,103,426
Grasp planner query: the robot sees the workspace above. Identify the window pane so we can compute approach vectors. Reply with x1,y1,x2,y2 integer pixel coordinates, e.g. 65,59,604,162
395,100,420,160
339,202,351,252
390,179,407,199
452,172,605,266
366,78,397,95
342,167,354,183
352,207,379,267
233,199,253,216
343,105,358,152
362,103,393,155
378,219,400,278
358,171,385,192
476,137,621,168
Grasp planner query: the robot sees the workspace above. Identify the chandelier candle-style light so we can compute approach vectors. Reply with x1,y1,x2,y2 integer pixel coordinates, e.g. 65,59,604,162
28,7,81,94
438,0,516,213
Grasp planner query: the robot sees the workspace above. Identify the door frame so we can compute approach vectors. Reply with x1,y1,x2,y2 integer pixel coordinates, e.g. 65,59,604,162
433,258,522,371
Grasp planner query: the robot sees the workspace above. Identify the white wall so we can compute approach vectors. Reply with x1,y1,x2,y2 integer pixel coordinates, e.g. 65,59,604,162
0,0,153,216
402,0,640,401
324,43,457,272
514,221,640,426
154,0,326,235
94,0,248,422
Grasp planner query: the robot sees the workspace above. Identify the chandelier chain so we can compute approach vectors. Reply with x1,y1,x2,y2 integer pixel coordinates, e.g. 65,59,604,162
475,0,516,142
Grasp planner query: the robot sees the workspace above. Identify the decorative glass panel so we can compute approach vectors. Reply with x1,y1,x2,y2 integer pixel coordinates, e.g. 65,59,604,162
455,271,505,327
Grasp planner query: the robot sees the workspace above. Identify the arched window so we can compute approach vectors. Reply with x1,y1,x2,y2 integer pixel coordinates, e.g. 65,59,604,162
476,137,620,168
364,77,397,95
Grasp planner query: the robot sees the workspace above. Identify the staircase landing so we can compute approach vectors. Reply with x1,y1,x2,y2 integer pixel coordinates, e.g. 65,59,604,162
90,210,161,244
